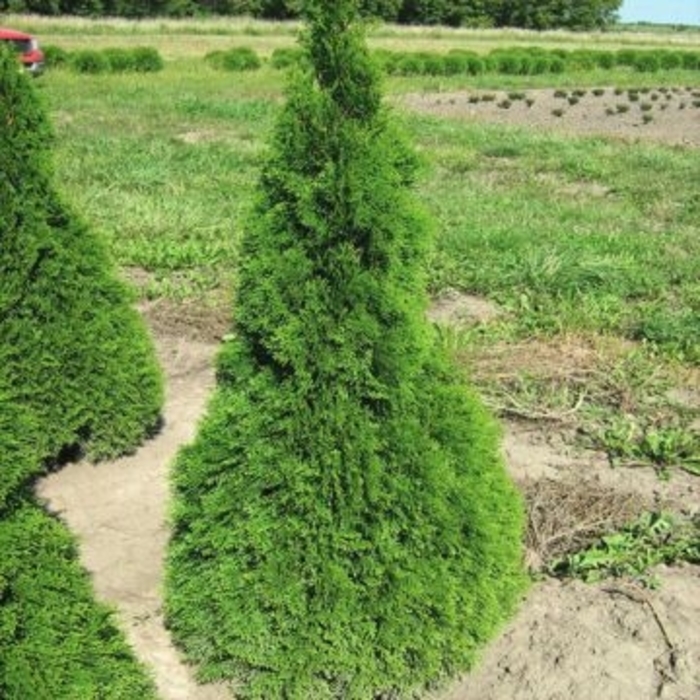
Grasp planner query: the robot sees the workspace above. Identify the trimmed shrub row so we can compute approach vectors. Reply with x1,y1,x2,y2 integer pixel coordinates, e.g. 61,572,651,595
378,47,700,77
205,46,262,71
268,46,700,77
43,45,164,73
42,44,700,77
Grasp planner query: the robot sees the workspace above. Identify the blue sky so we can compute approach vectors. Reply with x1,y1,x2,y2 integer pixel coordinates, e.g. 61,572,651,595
618,0,700,25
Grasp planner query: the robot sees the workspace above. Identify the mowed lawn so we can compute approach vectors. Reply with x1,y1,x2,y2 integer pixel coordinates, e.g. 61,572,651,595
22,15,700,473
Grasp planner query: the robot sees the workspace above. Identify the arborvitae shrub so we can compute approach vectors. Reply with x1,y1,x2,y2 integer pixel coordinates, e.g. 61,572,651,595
549,56,566,73
568,49,597,71
420,52,445,76
42,44,69,68
634,53,661,73
166,2,526,698
395,52,425,75
464,53,485,75
0,49,163,462
0,382,41,516
442,52,467,75
655,50,682,70
103,47,136,72
0,347,155,698
0,499,158,699
130,46,164,72
616,48,640,67
490,50,523,75
595,51,616,69
530,55,552,74
0,46,161,700
271,46,304,69
206,46,261,71
70,49,110,74
681,52,700,69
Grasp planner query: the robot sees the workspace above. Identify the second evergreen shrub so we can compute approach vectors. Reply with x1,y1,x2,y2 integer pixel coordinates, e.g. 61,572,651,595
1,48,163,462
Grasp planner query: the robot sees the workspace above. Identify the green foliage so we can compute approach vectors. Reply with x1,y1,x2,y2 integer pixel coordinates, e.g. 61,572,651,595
128,46,164,72
166,2,526,698
632,307,700,363
1,0,625,26
67,46,164,73
0,384,41,517
0,48,163,462
550,512,700,586
591,414,700,475
0,499,158,699
633,52,661,73
369,45,700,79
70,48,111,73
205,46,262,71
270,46,304,69
42,44,71,67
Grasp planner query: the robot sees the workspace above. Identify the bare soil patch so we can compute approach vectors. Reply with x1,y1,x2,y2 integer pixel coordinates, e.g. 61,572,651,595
37,334,227,700
36,301,700,700
402,87,700,147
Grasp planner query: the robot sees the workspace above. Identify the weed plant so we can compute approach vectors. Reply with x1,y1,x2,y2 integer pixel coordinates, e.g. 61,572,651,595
165,3,526,698
550,512,700,586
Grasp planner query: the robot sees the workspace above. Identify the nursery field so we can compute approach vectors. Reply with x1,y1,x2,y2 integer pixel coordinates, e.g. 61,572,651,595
12,14,700,700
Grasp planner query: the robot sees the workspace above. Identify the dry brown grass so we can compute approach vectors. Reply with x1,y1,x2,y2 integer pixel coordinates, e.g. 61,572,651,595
522,476,649,571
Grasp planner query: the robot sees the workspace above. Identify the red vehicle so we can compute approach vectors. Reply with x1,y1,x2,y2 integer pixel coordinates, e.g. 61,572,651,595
0,27,45,75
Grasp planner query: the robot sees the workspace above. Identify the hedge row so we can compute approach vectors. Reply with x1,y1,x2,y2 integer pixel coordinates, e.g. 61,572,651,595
43,45,164,73
203,45,700,76
379,47,700,77
44,43,700,77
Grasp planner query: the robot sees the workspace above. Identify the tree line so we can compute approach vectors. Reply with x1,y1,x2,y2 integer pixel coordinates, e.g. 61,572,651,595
3,0,623,30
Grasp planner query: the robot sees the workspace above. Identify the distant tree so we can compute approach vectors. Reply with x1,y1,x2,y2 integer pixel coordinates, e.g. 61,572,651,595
165,0,526,697
398,0,450,25
0,47,163,463
491,0,622,30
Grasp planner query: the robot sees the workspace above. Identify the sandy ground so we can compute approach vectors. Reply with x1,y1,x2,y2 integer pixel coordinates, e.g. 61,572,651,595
36,96,700,698
38,334,228,700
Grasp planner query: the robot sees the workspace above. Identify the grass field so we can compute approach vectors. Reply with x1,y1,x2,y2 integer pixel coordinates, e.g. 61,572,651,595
22,14,700,504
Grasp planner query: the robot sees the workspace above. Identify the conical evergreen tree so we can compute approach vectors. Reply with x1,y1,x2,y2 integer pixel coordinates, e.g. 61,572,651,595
0,47,162,463
166,3,526,697
0,46,161,699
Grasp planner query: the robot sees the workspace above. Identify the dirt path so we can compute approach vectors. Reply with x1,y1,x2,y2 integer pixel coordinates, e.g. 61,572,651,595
37,335,228,700
37,323,700,700
401,86,700,147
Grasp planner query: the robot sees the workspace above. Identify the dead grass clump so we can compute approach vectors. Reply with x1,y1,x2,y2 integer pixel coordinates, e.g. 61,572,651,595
522,477,648,571
138,297,230,344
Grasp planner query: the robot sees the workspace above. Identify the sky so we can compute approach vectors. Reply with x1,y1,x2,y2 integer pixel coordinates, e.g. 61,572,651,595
618,0,700,25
